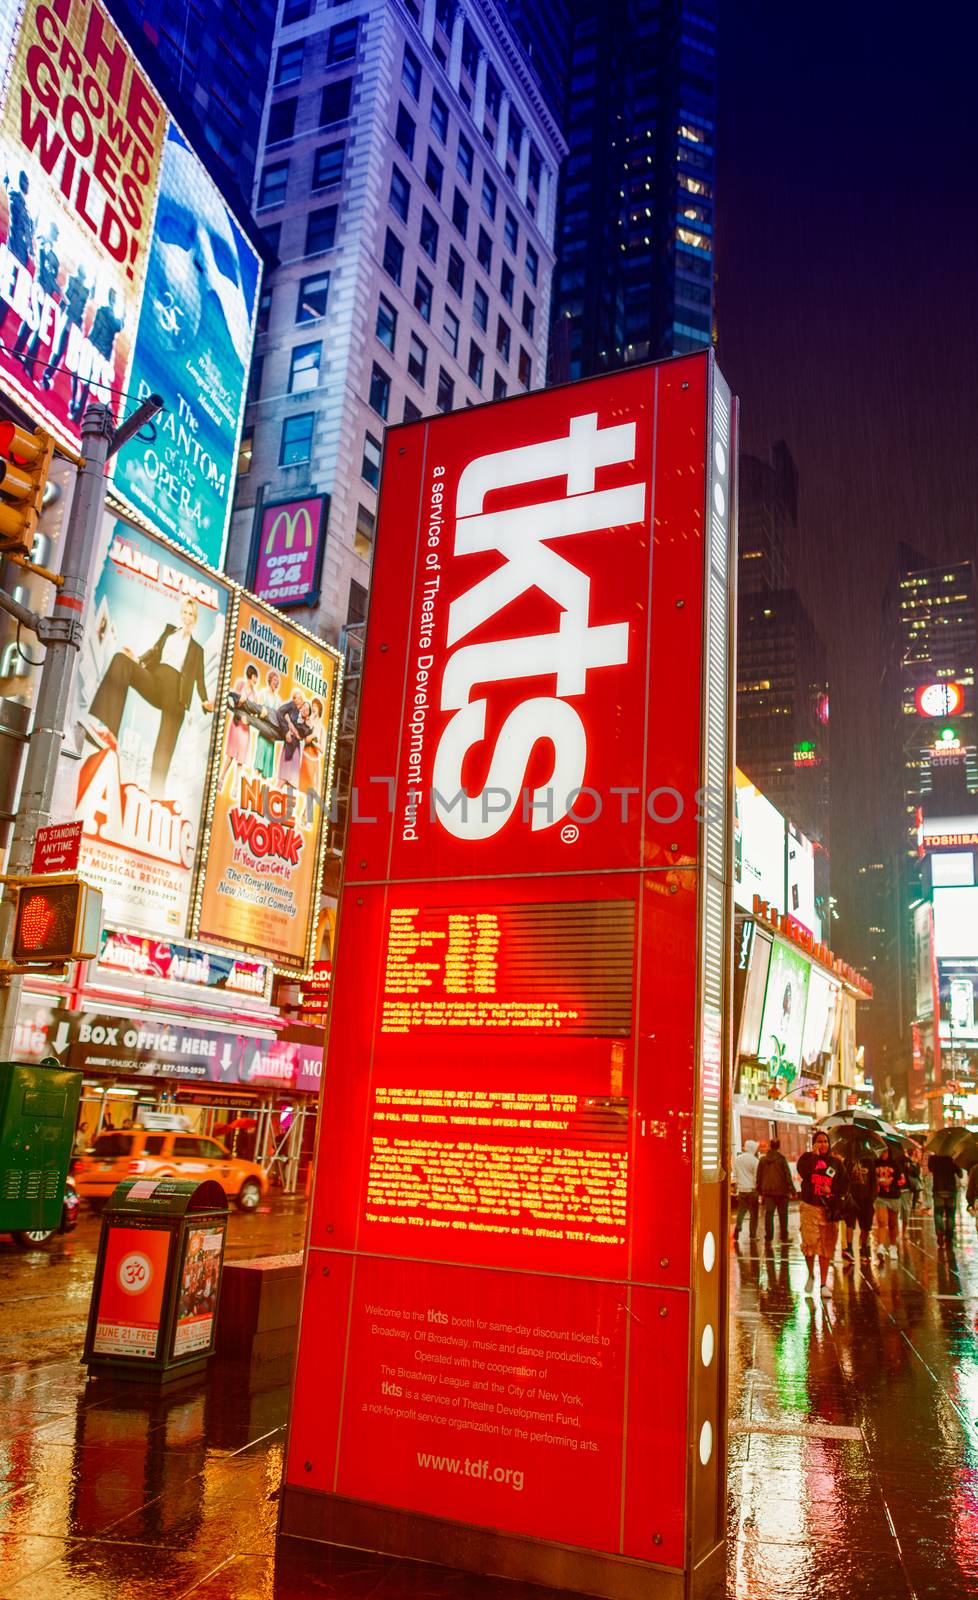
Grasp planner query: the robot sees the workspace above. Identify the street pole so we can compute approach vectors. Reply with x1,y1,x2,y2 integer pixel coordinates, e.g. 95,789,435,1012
0,403,115,1057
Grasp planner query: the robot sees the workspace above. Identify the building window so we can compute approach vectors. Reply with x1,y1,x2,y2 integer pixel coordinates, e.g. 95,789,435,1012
442,305,459,358
436,367,454,412
348,576,369,619
389,164,411,221
369,361,391,418
267,97,297,145
492,371,507,400
473,281,488,332
257,286,272,334
354,507,375,560
289,341,321,393
430,90,448,143
296,272,329,322
476,226,492,272
403,394,422,422
503,207,518,253
248,354,263,402
521,293,535,336
467,339,483,388
525,241,539,285
319,79,352,127
500,260,514,305
280,412,314,466
313,141,344,189
305,205,337,254
383,227,404,285
451,188,469,237
496,315,510,360
456,131,473,182
481,172,497,220
361,430,382,486
518,346,531,388
327,18,359,64
262,222,281,254
237,429,253,475
408,331,427,386
274,41,304,85
425,149,444,201
258,161,288,208
395,103,415,158
413,268,433,323
447,246,464,296
420,206,439,261
375,294,397,351
401,43,421,100
281,0,310,22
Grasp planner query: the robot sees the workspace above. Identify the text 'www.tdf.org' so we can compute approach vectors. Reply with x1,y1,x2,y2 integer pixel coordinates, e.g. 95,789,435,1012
417,1452,525,1492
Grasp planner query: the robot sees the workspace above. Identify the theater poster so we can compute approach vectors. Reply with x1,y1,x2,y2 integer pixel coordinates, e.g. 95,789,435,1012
59,511,230,936
191,595,340,973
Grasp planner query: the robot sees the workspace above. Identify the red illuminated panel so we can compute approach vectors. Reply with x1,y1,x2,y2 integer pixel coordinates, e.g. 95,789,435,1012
13,882,80,961
916,682,964,717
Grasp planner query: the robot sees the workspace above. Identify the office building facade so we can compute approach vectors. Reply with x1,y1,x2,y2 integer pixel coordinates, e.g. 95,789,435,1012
738,440,795,596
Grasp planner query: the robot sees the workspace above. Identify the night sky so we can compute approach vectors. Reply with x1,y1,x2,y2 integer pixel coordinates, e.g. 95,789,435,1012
716,1,978,931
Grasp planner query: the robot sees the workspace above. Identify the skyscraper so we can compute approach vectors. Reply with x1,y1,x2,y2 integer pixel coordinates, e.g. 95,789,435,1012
550,0,718,380
738,441,795,596
105,0,277,206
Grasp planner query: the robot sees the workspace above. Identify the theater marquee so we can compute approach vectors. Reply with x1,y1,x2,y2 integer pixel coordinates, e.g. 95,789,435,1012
282,353,737,1600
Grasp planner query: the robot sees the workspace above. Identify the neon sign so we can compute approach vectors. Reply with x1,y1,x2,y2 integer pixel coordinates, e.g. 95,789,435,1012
916,682,964,717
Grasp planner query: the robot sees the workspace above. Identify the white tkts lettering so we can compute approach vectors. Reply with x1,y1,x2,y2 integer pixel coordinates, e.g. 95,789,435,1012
433,412,643,840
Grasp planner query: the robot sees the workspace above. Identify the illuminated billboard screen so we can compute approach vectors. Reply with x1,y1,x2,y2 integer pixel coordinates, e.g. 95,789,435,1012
0,0,259,567
933,886,978,959
282,354,737,1593
938,958,978,1044
59,511,230,935
734,769,785,913
191,595,340,971
800,968,839,1072
786,821,819,938
757,940,810,1076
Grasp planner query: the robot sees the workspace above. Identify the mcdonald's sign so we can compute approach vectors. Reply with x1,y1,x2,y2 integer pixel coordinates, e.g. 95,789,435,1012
252,494,329,609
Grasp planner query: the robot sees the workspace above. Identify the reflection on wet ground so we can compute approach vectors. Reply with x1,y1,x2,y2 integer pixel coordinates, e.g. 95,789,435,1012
2,1199,978,1595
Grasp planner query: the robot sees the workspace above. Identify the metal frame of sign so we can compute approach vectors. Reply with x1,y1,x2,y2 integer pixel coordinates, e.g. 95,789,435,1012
279,351,737,1600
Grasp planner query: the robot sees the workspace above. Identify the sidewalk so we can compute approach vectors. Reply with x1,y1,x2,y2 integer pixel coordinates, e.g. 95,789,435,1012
0,1202,976,1597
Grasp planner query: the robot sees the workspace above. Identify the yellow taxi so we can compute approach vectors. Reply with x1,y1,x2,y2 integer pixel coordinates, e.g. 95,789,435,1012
74,1128,268,1210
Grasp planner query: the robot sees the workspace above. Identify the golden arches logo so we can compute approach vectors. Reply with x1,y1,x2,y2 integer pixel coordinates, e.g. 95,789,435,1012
265,505,315,554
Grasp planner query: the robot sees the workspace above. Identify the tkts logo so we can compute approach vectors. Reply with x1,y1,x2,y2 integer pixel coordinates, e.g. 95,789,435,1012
429,412,645,841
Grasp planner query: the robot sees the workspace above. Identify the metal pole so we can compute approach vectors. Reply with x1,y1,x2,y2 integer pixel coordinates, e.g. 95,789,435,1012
0,403,115,1057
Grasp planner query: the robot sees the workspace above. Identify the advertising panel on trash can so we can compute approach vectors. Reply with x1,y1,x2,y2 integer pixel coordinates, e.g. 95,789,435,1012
92,1224,171,1358
283,353,737,1600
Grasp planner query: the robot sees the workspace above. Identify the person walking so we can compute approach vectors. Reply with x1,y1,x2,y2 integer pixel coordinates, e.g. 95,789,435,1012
732,1139,760,1244
874,1145,906,1261
967,1163,978,1236
928,1150,963,1247
797,1130,847,1297
841,1151,877,1264
757,1138,795,1243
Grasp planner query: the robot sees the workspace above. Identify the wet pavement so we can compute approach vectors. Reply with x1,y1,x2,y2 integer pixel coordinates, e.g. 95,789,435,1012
2,1197,978,1597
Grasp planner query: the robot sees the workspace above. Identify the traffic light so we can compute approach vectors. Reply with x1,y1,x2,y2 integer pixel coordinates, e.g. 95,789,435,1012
12,879,102,964
0,419,55,557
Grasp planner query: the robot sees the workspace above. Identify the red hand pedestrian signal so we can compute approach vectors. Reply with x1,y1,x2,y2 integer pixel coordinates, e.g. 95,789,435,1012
12,878,102,964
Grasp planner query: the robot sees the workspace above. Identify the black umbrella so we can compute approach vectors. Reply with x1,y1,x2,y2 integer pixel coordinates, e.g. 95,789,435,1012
819,1109,890,1134
827,1124,888,1160
926,1126,978,1168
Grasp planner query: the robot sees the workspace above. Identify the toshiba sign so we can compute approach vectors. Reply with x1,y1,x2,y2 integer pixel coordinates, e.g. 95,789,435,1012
284,355,737,1600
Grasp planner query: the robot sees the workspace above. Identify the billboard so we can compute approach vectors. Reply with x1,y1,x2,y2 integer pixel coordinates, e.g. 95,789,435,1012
282,354,736,1595
734,768,785,913
191,596,340,972
64,512,230,935
914,900,936,1017
800,967,839,1071
0,0,165,444
757,939,810,1077
786,821,819,938
111,124,260,567
252,495,329,610
0,0,260,567
933,886,978,960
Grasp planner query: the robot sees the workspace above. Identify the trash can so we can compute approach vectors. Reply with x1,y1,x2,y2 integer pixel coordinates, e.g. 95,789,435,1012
0,1058,82,1241
83,1177,229,1384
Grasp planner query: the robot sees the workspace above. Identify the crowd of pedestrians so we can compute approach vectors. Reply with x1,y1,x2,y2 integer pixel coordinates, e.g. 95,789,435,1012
732,1127,978,1296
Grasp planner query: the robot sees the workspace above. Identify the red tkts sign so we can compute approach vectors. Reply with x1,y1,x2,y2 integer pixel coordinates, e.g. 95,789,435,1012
283,354,736,1599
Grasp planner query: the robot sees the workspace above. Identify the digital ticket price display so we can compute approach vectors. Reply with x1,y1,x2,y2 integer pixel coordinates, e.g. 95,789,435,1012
282,352,737,1600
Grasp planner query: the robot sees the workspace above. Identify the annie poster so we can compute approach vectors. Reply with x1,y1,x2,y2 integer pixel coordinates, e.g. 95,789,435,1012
0,0,166,448
192,596,340,972
61,512,230,935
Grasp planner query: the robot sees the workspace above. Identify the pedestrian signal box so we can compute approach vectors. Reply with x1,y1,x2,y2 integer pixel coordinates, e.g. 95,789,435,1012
12,878,102,965
0,420,56,556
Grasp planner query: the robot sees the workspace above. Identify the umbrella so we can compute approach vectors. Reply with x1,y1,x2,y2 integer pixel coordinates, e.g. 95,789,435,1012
819,1109,889,1134
827,1125,888,1160
884,1130,921,1159
926,1126,978,1168
224,1116,258,1131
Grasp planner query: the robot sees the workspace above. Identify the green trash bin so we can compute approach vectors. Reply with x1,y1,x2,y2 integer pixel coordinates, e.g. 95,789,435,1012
0,1058,82,1243
84,1176,229,1384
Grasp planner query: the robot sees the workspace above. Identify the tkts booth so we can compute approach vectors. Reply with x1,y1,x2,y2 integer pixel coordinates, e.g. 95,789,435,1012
281,352,737,1599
